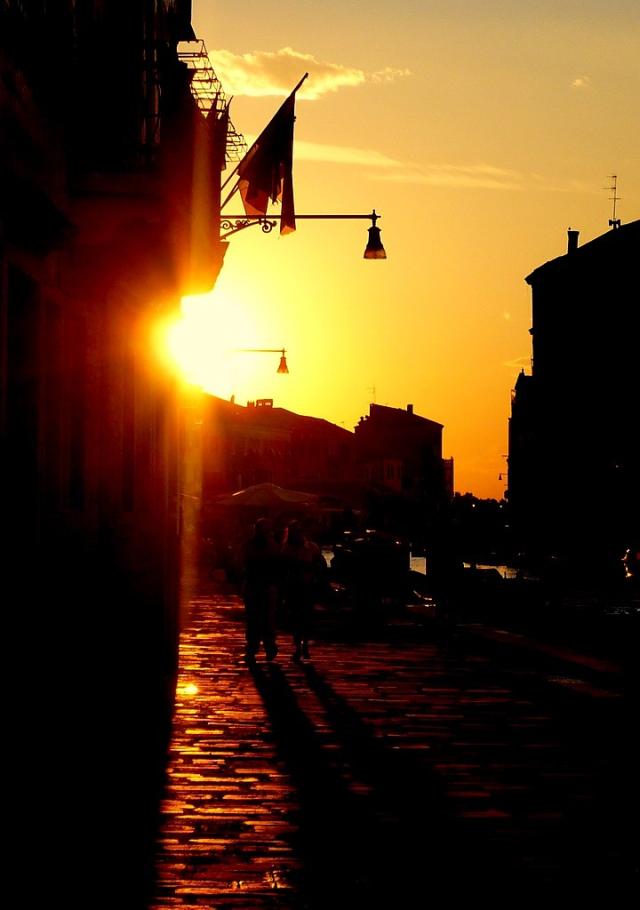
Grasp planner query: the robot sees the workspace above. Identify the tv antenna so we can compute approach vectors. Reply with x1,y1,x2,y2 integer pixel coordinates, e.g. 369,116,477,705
605,175,621,229
366,385,377,403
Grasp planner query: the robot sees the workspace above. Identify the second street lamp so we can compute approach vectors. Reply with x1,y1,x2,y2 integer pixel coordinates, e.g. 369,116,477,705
233,348,289,373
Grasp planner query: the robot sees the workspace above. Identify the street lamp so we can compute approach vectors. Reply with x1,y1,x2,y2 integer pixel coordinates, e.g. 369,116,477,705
233,348,289,373
220,210,386,259
363,210,386,260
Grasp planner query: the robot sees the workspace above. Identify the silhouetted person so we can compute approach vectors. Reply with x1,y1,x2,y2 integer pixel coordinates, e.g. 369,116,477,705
282,522,326,661
241,518,281,663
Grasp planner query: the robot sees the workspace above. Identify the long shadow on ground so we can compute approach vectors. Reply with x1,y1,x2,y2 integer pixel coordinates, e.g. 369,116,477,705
250,633,637,906
249,658,469,908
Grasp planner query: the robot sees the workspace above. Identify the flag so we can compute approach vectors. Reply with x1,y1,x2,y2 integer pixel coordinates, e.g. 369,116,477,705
237,89,299,235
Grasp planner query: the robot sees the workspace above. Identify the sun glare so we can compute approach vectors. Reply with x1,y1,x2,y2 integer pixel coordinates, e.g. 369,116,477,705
162,289,266,398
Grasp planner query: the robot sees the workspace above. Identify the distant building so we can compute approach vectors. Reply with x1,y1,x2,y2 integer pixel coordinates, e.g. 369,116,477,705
354,403,452,502
509,220,639,568
200,395,355,499
199,398,453,544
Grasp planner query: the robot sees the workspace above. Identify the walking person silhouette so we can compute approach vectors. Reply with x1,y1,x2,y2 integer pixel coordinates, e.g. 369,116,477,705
282,521,327,661
241,518,282,663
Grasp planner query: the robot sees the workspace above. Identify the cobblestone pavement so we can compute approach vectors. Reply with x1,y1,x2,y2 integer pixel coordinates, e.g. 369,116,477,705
151,593,635,908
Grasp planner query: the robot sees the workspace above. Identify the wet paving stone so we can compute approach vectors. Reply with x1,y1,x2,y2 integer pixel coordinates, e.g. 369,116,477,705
151,593,634,907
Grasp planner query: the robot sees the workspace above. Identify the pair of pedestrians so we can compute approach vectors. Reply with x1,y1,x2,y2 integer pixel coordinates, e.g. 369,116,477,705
240,518,326,663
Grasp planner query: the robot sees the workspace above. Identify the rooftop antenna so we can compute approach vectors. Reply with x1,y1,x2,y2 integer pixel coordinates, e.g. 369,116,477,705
366,385,377,404
606,174,621,229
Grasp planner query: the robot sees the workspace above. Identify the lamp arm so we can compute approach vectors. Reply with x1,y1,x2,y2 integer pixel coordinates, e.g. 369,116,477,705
219,210,385,259
220,217,277,239
222,211,380,221
233,348,286,354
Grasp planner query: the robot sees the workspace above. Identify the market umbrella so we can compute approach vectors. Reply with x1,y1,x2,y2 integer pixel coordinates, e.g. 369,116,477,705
214,482,319,508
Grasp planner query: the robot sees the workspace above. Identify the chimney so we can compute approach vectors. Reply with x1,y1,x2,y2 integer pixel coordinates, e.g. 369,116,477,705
407,404,414,414
567,228,579,254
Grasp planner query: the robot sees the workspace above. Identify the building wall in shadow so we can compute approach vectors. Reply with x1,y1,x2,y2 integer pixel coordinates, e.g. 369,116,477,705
1,3,227,906
509,221,639,579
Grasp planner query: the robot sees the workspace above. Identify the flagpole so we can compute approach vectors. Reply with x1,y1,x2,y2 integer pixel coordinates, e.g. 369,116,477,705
220,72,309,194
220,181,240,212
289,70,310,96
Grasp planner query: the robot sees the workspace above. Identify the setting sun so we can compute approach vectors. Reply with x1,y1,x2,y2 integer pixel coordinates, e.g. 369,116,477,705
162,288,288,402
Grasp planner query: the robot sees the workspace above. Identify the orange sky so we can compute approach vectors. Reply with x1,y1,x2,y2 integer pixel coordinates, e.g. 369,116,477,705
175,1,640,498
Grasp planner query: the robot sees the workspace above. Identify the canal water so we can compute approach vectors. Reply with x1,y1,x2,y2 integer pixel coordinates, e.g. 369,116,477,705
324,547,517,580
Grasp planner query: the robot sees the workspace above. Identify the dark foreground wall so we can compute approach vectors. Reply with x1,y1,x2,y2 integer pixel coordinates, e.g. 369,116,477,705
1,4,225,906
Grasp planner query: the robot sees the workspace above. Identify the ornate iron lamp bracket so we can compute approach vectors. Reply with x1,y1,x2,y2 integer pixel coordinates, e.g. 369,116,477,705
220,217,277,239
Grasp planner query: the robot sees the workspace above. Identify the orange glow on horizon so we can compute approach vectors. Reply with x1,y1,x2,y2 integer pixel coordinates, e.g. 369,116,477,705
189,1,640,499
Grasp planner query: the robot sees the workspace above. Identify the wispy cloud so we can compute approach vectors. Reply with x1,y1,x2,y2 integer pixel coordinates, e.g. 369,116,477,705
246,123,600,198
293,142,529,191
368,163,603,194
572,75,591,89
209,47,409,99
540,177,603,195
261,138,405,169
370,163,525,191
371,66,412,84
242,116,525,189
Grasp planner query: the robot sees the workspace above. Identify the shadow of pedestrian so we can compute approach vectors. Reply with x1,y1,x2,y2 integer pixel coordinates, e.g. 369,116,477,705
246,660,459,906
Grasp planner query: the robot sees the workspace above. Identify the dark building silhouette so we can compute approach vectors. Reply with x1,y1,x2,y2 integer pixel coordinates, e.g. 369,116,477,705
509,220,639,575
355,403,452,499
353,403,453,542
1,3,229,905
198,398,454,545
194,395,358,572
200,395,355,497
199,397,453,511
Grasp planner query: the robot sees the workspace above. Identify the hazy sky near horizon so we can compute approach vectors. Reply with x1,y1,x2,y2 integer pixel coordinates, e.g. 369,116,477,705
183,0,639,498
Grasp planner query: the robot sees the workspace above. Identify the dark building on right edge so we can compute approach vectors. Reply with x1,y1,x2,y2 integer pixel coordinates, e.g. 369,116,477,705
509,219,639,574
